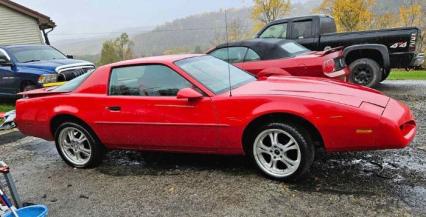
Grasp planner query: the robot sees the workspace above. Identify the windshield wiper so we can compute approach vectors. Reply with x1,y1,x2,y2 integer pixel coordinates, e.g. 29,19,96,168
23,59,41,63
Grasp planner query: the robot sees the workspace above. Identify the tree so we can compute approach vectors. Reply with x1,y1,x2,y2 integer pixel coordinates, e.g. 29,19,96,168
228,19,250,42
115,33,134,60
98,40,120,66
98,33,135,66
399,0,422,27
251,0,291,31
314,0,375,32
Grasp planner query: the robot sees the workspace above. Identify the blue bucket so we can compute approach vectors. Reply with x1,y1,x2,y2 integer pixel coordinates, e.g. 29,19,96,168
4,205,48,217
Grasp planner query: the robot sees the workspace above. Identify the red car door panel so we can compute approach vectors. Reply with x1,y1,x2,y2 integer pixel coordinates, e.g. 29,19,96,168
96,96,219,151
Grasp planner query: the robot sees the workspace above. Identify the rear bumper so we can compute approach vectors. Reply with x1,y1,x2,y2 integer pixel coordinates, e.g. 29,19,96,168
410,53,424,67
376,99,416,149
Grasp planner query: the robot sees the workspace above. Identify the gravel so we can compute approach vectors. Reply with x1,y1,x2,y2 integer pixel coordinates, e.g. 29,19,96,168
0,80,425,217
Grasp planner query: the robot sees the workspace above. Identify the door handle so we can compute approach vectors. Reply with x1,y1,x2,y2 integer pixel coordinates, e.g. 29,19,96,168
106,106,121,111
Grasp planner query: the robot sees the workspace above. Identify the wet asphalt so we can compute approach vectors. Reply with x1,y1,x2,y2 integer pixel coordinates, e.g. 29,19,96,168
0,80,425,217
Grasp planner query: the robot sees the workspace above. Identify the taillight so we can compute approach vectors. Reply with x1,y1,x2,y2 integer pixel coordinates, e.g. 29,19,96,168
323,59,335,74
409,33,417,52
400,120,416,137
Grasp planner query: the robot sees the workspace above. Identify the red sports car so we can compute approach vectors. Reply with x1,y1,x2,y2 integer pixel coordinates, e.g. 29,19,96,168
15,55,415,181
208,39,349,81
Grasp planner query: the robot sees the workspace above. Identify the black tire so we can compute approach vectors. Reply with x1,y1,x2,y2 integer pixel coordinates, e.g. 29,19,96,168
54,122,105,168
21,84,37,92
381,68,391,82
349,58,382,87
246,122,315,182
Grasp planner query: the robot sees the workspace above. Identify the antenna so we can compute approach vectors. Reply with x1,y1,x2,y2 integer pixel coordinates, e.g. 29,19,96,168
224,9,232,97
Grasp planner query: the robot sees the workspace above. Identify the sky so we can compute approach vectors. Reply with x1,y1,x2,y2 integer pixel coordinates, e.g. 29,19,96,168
13,0,255,41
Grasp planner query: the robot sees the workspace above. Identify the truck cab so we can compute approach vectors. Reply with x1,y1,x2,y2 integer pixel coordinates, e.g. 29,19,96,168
256,15,424,87
0,45,95,97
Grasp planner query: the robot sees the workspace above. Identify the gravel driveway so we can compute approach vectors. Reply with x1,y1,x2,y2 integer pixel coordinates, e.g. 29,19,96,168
0,80,425,217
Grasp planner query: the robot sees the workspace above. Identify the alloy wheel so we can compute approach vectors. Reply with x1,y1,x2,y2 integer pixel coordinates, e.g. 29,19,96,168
58,127,92,166
253,129,301,178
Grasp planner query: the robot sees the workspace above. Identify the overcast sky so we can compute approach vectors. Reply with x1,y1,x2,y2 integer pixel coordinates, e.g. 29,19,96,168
13,0,257,41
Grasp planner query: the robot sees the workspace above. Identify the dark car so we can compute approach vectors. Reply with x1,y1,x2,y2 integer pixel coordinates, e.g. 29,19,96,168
208,39,349,81
0,45,95,97
256,15,424,87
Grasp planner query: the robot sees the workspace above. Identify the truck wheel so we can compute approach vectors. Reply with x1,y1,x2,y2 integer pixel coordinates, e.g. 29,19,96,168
349,58,382,87
22,84,37,92
381,69,391,82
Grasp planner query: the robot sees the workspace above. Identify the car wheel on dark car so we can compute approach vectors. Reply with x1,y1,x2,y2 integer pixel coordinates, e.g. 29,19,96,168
55,122,105,168
349,58,382,87
248,122,315,181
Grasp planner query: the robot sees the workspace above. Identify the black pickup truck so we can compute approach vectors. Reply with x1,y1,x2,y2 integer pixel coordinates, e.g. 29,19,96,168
256,15,424,87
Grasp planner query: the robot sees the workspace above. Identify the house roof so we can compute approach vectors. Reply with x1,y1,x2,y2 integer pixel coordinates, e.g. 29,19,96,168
0,0,55,29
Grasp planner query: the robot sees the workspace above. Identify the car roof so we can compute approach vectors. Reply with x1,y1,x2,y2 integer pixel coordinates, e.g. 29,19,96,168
109,54,204,67
212,39,297,60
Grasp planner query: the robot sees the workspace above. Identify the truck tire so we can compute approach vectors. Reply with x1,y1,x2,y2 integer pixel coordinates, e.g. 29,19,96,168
381,69,391,82
349,58,382,87
21,84,37,92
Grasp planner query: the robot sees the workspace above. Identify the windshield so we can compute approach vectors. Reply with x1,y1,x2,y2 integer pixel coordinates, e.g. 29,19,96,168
52,69,94,92
176,56,255,94
280,42,309,56
8,46,67,63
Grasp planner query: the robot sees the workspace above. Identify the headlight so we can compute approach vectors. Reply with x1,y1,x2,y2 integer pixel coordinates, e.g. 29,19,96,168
38,74,58,84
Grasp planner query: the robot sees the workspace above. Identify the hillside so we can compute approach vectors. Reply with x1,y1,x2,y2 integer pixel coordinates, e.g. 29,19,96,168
53,0,413,62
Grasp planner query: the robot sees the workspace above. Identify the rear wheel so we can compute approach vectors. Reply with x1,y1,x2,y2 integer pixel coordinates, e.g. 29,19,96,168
55,122,105,168
349,58,382,87
247,122,315,181
21,84,37,92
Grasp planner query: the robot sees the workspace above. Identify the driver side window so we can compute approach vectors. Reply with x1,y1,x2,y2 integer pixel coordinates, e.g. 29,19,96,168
109,65,191,97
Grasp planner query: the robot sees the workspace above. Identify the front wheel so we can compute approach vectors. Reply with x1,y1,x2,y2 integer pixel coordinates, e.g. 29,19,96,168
247,122,315,181
349,58,382,87
55,122,105,168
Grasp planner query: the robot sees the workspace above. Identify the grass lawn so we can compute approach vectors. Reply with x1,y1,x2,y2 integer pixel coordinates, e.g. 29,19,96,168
0,103,15,113
388,70,426,80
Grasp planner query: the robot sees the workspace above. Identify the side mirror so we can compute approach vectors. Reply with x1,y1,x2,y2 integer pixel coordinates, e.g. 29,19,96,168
66,55,74,59
0,58,13,67
177,88,203,101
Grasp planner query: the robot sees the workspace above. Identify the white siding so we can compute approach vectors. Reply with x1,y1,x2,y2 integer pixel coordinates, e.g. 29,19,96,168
0,4,43,45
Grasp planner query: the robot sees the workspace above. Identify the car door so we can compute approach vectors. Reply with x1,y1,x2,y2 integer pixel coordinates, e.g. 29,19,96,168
290,19,316,49
0,49,17,95
96,64,219,151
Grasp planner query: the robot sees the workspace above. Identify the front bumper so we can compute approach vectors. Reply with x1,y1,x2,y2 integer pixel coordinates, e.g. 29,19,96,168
376,99,416,149
42,82,66,88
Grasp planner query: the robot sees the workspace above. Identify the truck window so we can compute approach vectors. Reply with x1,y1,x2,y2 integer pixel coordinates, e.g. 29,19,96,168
291,20,313,39
259,23,287,39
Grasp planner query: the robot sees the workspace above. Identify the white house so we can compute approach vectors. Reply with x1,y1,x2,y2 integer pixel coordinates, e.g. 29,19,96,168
0,0,55,45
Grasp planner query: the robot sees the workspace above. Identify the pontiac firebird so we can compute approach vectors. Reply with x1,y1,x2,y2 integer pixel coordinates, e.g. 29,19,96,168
15,55,416,181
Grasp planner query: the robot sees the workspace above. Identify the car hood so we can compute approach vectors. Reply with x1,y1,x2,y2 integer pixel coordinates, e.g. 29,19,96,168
16,59,94,74
231,76,389,108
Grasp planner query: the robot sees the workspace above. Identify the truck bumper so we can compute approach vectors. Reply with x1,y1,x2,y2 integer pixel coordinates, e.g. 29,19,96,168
410,53,424,67
42,82,66,88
